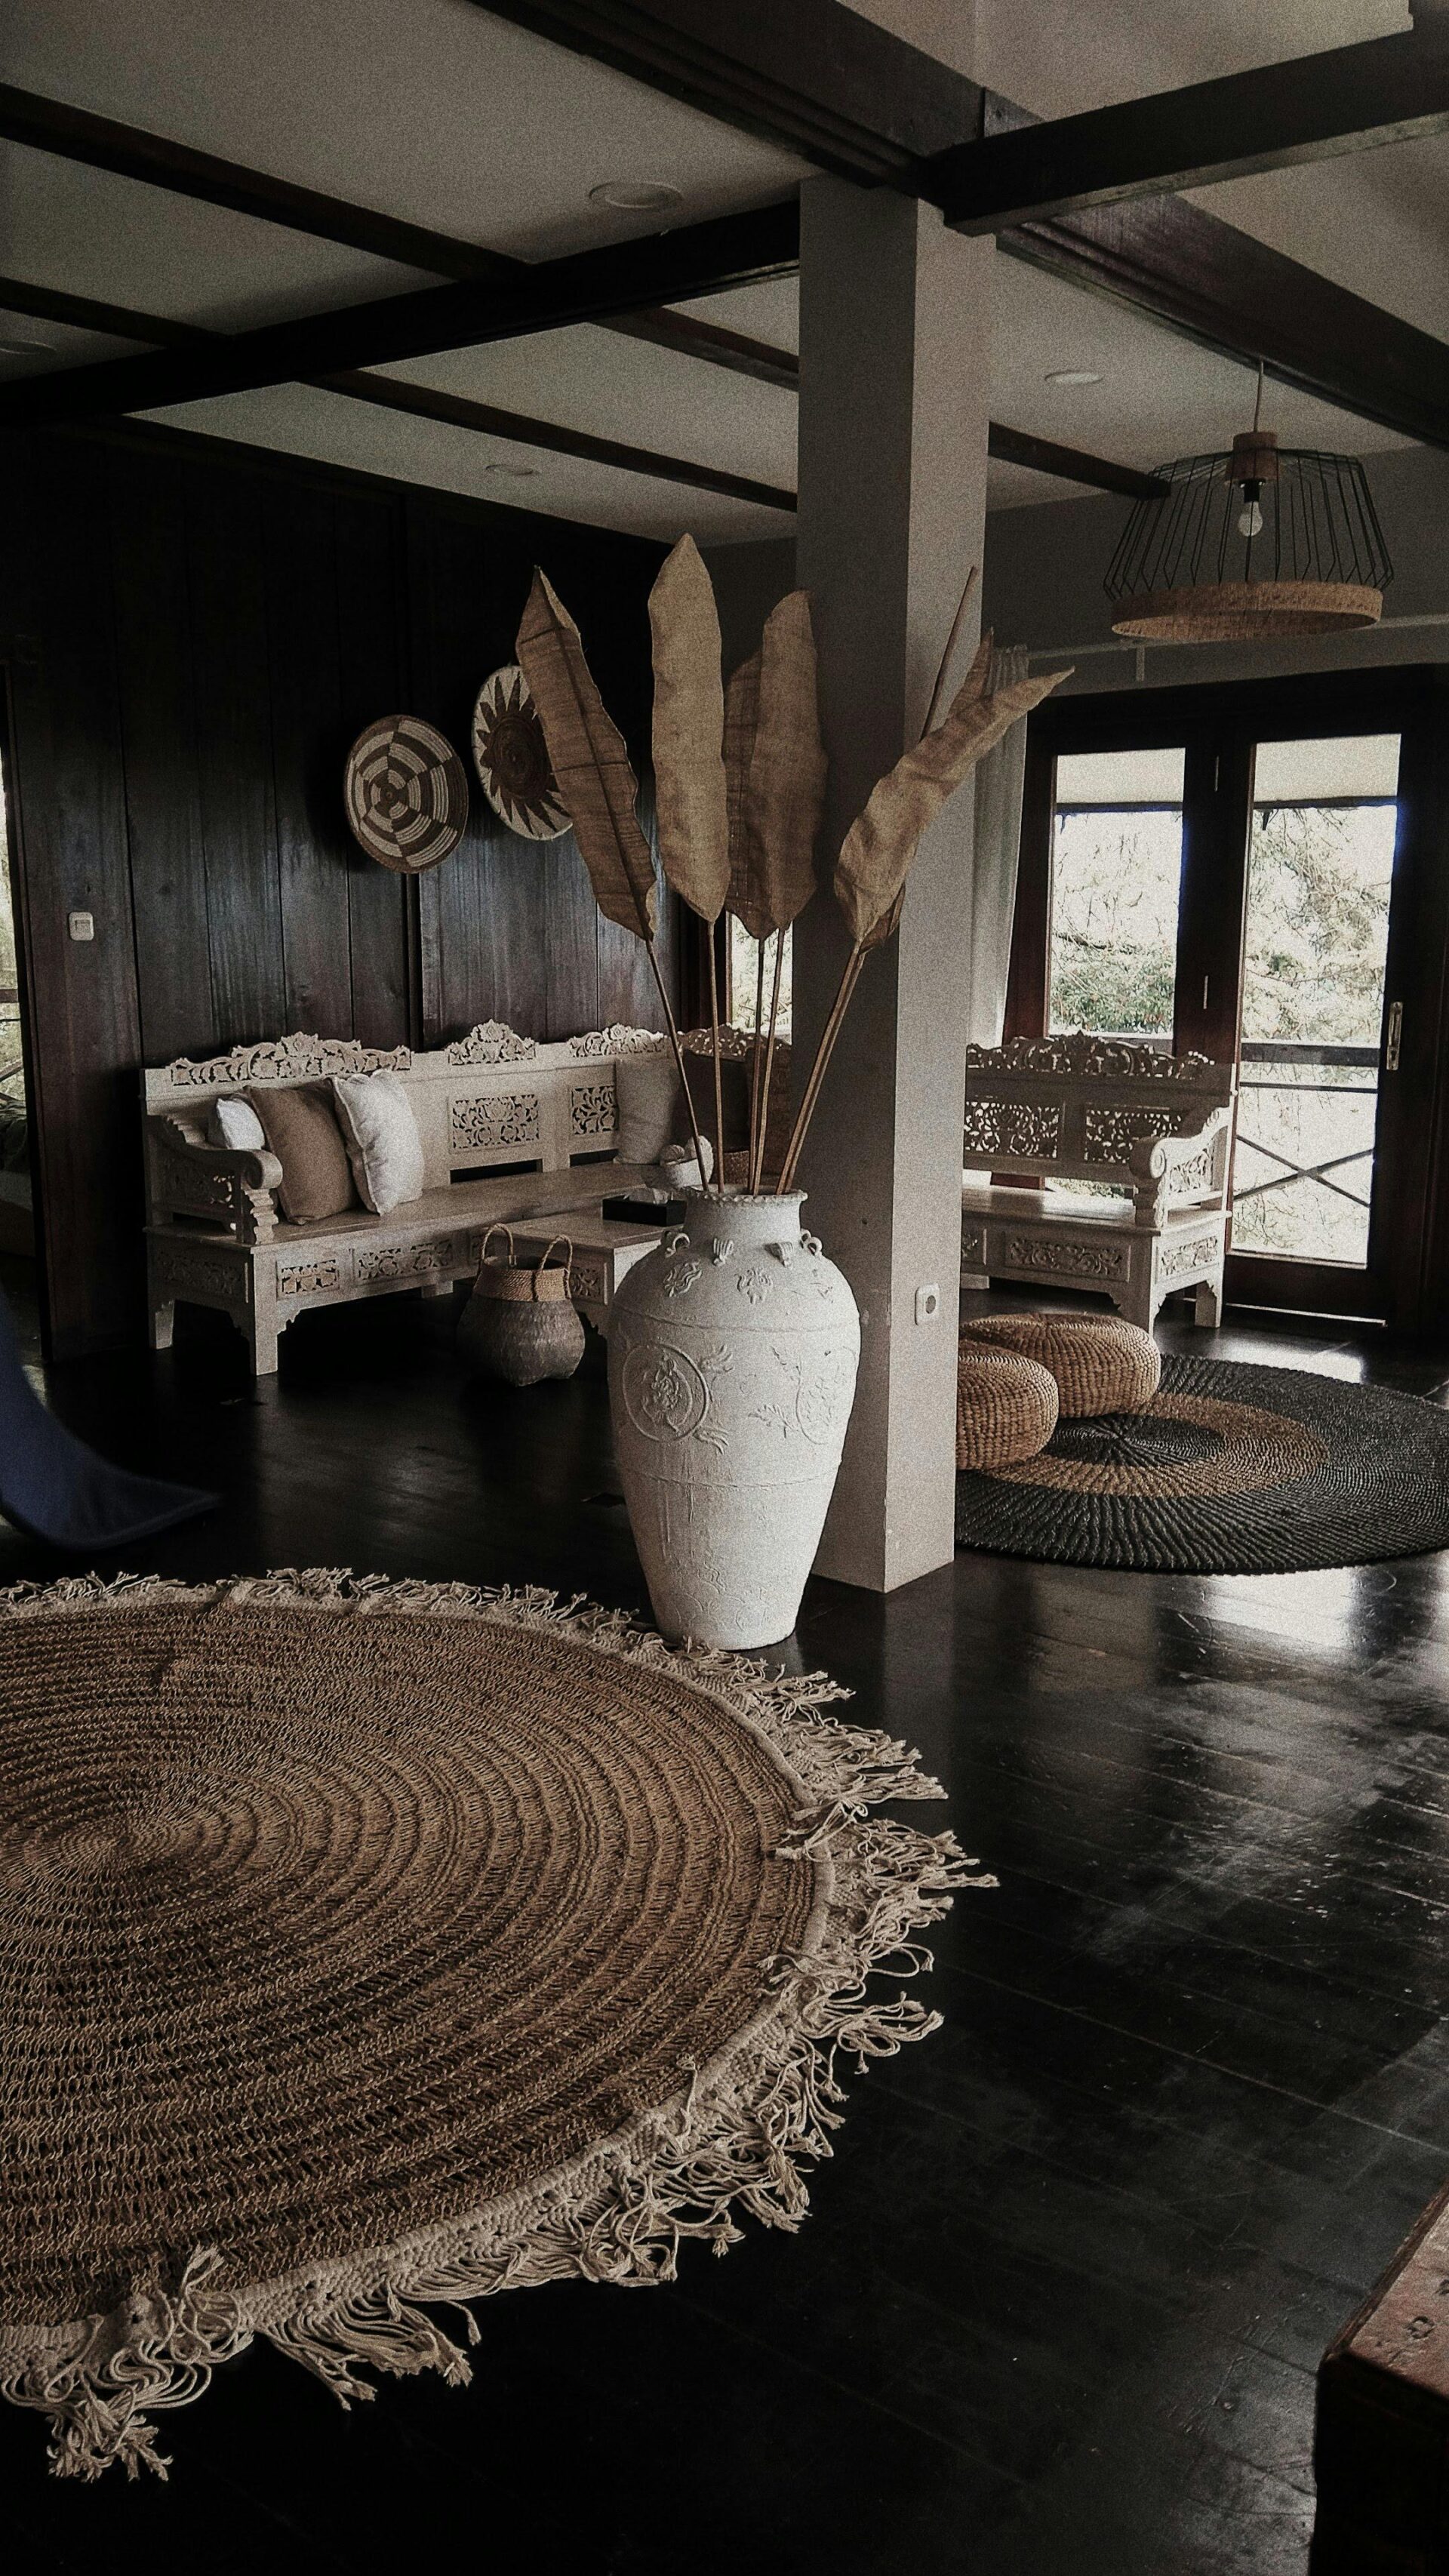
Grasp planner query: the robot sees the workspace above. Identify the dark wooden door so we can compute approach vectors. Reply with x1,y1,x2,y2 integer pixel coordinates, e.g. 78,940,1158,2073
1009,666,1449,1334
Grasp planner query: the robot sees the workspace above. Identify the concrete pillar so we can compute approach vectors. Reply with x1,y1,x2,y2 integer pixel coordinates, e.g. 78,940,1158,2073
794,176,992,1593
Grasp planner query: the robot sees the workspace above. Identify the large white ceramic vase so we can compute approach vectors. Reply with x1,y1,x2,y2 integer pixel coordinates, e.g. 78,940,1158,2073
608,1189,860,1650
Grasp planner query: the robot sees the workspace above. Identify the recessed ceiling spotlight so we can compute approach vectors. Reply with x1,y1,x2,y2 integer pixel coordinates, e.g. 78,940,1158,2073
1045,368,1103,386
484,460,540,479
588,179,685,214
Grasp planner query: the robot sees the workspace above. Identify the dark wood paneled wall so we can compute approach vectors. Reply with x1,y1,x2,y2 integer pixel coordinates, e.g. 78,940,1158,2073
0,422,675,1356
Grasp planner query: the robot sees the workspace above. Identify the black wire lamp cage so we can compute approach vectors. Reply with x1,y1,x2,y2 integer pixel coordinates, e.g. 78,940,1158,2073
1104,417,1393,645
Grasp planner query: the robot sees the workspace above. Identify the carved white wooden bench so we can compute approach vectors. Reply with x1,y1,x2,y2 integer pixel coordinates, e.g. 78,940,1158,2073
143,1023,672,1375
961,1036,1236,1333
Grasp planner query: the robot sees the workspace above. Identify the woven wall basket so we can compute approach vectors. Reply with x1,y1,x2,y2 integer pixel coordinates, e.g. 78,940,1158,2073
456,1226,586,1383
472,665,571,841
343,714,469,873
0,1572,980,2478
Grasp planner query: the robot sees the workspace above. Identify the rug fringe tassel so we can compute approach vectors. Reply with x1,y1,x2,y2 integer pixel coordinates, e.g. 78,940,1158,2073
0,1574,993,2477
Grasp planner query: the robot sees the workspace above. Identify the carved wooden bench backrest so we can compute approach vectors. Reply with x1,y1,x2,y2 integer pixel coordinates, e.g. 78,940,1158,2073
142,1023,674,1218
963,1036,1236,1191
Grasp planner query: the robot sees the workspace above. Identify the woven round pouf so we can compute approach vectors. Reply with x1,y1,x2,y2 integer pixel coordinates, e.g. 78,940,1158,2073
962,1313,1161,1417
0,1574,973,2481
956,1339,1058,1472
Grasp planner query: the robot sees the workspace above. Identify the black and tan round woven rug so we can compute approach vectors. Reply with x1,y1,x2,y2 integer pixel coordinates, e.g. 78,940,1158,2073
955,1355,1449,1574
0,1573,975,2481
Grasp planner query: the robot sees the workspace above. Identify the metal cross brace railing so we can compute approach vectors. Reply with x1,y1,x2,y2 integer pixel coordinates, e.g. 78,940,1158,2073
1232,1134,1373,1211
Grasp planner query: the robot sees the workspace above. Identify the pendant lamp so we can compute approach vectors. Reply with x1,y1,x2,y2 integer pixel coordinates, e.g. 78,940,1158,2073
1104,368,1392,643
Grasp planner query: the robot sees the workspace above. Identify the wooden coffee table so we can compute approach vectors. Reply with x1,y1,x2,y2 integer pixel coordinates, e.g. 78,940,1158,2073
505,1205,666,1328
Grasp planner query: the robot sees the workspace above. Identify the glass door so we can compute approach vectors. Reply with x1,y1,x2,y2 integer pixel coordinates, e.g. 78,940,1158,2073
1047,747,1186,1045
1010,672,1438,1325
1225,733,1401,1315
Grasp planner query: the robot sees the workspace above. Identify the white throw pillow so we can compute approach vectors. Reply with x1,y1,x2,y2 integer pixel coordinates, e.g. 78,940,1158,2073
330,1069,425,1214
207,1095,267,1153
614,1049,681,1164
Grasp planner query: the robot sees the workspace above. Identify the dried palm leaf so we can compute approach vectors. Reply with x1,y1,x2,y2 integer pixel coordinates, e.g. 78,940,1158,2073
921,566,982,735
648,536,730,924
723,647,764,931
834,646,1066,951
515,568,713,1183
739,592,826,937
515,569,657,940
780,618,1069,1192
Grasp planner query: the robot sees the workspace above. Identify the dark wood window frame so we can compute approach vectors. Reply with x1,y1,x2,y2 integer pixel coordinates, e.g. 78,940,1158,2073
1007,662,1449,1336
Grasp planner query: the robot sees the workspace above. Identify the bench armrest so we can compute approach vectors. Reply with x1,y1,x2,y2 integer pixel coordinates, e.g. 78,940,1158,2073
1128,1103,1232,1225
146,1115,283,1243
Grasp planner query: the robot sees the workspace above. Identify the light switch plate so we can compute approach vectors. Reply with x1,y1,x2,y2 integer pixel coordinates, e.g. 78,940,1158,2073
68,910,95,943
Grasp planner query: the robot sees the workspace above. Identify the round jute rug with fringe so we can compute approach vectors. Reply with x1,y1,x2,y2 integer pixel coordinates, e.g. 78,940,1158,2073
955,1354,1449,1573
0,1572,978,2482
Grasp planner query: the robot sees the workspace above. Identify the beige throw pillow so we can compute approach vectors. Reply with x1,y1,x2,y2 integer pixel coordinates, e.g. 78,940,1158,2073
331,1069,426,1215
614,1049,681,1164
248,1084,357,1224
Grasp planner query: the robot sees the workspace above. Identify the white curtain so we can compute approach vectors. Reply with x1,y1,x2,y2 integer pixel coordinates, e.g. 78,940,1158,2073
968,644,1032,1048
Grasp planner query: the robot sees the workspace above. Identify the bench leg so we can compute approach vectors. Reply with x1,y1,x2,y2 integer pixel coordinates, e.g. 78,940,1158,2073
1113,1279,1157,1334
420,1280,452,1299
248,1317,280,1377
150,1298,175,1353
1194,1274,1224,1329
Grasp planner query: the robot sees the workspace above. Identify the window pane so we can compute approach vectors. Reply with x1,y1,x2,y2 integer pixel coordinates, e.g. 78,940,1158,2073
1230,734,1399,1270
1048,746,1185,1039
728,919,791,1039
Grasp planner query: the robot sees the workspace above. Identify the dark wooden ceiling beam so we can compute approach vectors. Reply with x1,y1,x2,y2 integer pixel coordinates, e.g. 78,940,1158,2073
0,82,521,279
1001,195,1449,454
320,368,794,507
12,9,1449,457
0,274,210,349
0,202,800,430
986,422,1166,501
485,3,1449,452
0,275,792,506
0,83,796,395
607,305,798,389
921,25,1449,232
0,275,1168,506
465,0,984,178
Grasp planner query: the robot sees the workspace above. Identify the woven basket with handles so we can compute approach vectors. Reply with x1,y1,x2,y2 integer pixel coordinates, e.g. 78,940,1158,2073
457,1225,586,1385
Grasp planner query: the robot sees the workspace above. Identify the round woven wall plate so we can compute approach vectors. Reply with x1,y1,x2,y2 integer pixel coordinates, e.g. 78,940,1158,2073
955,1355,1449,1574
0,1574,973,2481
344,714,469,873
471,665,570,840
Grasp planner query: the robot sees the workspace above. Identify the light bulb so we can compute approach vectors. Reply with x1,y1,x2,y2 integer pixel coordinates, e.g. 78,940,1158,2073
1238,497,1264,539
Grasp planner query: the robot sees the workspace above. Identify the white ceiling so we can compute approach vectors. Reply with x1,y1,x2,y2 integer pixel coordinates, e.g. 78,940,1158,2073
0,0,1444,540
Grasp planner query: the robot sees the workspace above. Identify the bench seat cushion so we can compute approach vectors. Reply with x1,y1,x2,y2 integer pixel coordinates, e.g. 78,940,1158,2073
961,1179,1135,1226
155,1161,661,1250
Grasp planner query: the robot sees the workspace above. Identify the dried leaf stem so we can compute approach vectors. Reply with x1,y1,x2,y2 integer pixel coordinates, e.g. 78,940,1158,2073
751,930,787,1194
748,937,768,1183
777,942,866,1196
921,566,980,739
705,933,727,1193
646,944,712,1190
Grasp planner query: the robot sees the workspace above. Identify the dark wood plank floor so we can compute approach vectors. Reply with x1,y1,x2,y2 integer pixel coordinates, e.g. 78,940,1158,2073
3,1263,1448,2574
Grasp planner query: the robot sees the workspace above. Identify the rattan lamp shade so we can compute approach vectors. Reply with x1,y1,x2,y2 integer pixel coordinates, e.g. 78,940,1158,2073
1105,431,1392,643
